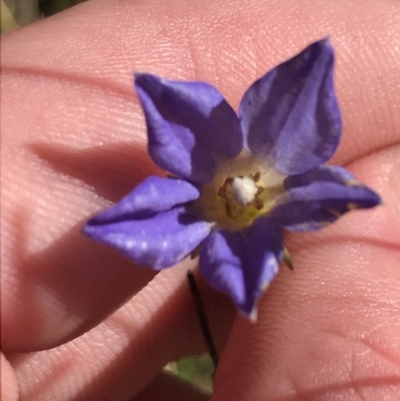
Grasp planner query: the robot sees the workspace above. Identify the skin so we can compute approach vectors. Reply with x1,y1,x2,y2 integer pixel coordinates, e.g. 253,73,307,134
1,0,400,399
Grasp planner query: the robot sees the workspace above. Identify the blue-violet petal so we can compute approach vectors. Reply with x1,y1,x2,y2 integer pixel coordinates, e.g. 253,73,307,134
271,165,381,232
199,217,283,318
239,39,341,175
84,206,210,270
135,73,243,184
86,176,200,223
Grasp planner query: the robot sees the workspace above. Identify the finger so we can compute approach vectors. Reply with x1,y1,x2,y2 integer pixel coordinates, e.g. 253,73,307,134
0,353,19,401
8,148,399,401
7,261,233,401
2,0,400,353
213,145,400,400
3,0,399,162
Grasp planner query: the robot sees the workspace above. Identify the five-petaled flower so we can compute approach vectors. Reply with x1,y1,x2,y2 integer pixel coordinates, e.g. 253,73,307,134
84,39,381,319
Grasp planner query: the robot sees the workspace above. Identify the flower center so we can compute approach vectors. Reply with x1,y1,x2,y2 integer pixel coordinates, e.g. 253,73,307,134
195,152,285,231
231,176,259,206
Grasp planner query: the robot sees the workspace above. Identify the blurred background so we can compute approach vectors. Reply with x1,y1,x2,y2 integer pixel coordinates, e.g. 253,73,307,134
1,0,86,33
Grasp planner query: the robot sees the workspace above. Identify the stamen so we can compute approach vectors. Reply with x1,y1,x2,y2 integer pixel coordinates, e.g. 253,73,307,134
253,171,261,182
225,202,234,218
196,153,286,231
231,176,258,206
254,198,264,210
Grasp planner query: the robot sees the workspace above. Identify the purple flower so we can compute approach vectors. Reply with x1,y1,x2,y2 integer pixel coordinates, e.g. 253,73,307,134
84,39,380,319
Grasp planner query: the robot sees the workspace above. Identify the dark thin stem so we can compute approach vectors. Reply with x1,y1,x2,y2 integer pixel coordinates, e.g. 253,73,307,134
187,270,219,369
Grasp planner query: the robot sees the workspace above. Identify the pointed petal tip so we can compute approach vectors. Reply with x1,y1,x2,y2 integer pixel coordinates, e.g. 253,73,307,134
374,195,382,207
358,185,382,208
308,37,334,53
240,37,340,175
374,191,383,205
314,37,331,46
273,165,383,232
248,308,258,324
134,72,158,89
238,302,259,323
134,73,170,95
133,71,144,79
134,71,152,80
81,220,98,238
81,211,117,231
134,71,243,183
247,307,258,323
306,37,335,64
82,215,113,235
133,71,145,85
81,222,90,235
83,207,211,270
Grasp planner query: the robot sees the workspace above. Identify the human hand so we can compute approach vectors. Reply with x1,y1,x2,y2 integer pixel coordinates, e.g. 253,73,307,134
1,0,400,400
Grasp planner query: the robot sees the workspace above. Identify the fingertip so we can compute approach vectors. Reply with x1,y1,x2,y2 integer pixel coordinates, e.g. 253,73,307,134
1,353,19,401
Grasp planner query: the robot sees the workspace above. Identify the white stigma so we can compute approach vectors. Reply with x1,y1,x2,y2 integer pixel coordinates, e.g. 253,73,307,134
231,177,258,206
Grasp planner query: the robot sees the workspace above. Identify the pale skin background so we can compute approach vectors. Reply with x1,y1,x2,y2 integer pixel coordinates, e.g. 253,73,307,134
1,0,400,400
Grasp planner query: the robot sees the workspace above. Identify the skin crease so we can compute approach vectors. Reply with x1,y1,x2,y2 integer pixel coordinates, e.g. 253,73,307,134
1,0,400,399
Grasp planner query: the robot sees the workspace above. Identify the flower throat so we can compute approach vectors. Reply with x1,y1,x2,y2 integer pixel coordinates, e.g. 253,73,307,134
195,152,285,232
